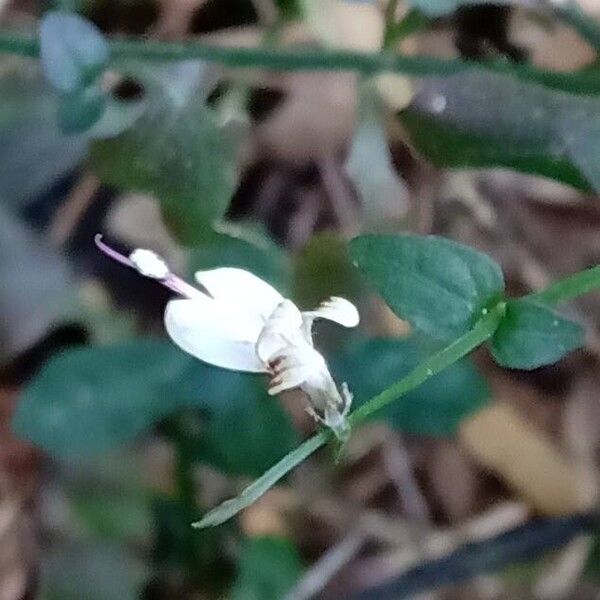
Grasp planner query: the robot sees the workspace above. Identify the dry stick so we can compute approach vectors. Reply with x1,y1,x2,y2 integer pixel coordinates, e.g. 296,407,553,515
283,531,367,600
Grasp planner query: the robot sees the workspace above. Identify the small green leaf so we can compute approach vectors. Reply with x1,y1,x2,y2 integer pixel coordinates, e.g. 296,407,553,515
490,298,584,369
91,62,234,245
351,234,504,340
200,385,299,477
333,337,490,436
57,84,106,134
40,11,109,93
231,537,303,600
194,432,328,528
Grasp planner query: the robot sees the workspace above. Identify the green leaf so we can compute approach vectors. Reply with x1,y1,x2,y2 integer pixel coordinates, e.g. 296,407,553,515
401,110,589,191
57,84,106,134
333,337,490,436
40,11,109,93
200,386,299,477
231,537,303,600
151,496,220,575
91,62,235,245
401,70,600,191
350,234,504,341
12,340,262,457
194,431,328,528
189,229,291,296
13,341,189,457
293,232,363,309
490,298,584,369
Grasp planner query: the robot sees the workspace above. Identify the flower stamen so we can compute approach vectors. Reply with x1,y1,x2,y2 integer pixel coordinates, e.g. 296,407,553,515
94,234,203,300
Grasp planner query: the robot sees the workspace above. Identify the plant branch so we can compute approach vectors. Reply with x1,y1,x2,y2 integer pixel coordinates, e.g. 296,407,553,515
194,262,600,529
2,30,600,94
529,265,600,306
350,303,505,423
350,511,599,600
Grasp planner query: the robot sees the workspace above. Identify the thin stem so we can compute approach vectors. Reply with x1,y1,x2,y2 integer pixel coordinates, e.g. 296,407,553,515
529,265,600,306
383,0,400,49
165,414,205,580
3,30,600,94
195,261,600,528
350,303,506,424
193,430,330,528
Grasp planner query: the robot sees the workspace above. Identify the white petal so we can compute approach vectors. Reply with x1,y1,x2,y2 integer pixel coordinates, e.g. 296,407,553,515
268,357,312,395
164,298,266,372
304,297,360,328
194,267,283,318
255,300,303,363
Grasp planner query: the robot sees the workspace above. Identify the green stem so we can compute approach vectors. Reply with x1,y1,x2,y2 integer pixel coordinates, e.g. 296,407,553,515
195,261,600,528
350,302,505,424
3,30,600,94
194,304,504,529
193,430,330,528
383,0,400,49
529,265,600,306
166,414,209,580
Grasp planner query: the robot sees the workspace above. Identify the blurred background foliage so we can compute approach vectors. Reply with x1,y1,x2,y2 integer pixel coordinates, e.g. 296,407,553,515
1,0,600,598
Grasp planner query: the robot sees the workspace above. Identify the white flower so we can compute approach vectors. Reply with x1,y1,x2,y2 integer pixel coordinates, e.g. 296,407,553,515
95,235,359,440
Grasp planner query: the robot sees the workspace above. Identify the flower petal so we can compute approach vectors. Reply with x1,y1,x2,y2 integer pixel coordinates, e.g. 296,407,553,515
164,298,266,372
194,267,283,318
256,300,304,363
304,297,360,328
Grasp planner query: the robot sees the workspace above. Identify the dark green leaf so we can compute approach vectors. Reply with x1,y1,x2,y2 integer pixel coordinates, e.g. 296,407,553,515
12,340,262,457
200,383,299,477
351,234,504,340
91,62,235,245
294,232,363,310
401,110,589,191
152,496,221,576
584,536,600,583
231,537,303,600
333,337,490,436
401,70,600,191
189,229,291,296
57,84,106,134
13,341,189,457
40,11,109,93
490,298,584,369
